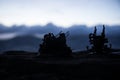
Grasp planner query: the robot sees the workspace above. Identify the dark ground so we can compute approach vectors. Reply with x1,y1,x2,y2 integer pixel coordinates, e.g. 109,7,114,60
0,51,120,80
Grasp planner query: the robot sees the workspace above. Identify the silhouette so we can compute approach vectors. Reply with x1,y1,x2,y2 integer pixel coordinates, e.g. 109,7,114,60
87,25,112,54
39,31,72,57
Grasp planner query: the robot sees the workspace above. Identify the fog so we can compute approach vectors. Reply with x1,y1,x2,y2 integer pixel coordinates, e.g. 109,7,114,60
0,23,120,52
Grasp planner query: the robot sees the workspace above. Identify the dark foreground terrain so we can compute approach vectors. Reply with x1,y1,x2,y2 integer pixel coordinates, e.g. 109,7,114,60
0,51,120,80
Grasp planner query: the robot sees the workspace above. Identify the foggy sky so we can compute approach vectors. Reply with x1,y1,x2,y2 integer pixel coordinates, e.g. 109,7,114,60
0,0,120,27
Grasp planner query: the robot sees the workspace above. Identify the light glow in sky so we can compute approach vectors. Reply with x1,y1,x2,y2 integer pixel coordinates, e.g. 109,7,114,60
0,0,120,27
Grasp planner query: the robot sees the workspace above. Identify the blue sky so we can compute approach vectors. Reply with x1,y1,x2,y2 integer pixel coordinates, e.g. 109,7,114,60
0,0,120,27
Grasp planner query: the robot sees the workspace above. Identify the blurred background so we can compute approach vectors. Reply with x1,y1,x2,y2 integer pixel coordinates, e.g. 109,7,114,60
0,0,120,52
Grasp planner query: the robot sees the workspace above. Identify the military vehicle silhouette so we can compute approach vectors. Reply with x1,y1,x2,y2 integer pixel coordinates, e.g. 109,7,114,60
87,25,112,54
39,31,72,57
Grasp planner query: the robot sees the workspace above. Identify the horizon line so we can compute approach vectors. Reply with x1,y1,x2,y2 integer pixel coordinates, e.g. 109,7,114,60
0,22,120,28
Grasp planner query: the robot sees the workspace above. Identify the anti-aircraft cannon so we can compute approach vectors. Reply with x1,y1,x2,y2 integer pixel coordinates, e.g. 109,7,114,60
39,31,72,57
87,25,112,54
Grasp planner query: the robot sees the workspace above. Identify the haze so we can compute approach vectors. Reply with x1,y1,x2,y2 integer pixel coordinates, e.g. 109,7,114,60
0,0,120,27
